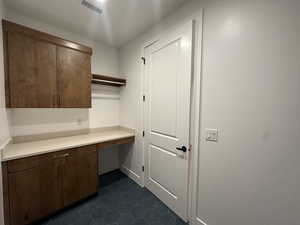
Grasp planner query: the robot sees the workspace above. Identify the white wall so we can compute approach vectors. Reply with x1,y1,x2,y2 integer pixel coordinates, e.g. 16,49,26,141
6,10,121,174
0,1,9,225
196,1,300,225
89,85,120,129
119,0,300,225
0,2,9,145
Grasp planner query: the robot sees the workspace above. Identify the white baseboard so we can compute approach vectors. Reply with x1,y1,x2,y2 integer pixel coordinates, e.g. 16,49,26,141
196,217,208,225
121,165,142,187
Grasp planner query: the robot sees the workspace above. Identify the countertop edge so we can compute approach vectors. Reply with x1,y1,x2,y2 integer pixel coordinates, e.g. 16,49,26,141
2,132,135,162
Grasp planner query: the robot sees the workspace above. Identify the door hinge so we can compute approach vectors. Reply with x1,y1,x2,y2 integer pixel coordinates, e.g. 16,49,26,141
142,166,145,172
142,131,145,137
141,57,146,65
142,95,146,102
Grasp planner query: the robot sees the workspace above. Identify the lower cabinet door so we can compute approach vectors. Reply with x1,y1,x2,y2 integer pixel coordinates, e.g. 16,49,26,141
39,157,64,217
9,168,41,225
62,150,81,207
78,145,98,198
62,145,98,207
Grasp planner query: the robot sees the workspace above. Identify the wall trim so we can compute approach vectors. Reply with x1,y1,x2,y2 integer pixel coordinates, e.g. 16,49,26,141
0,138,12,150
12,126,134,144
121,165,142,187
12,129,90,143
189,9,204,224
0,137,12,157
196,217,208,225
92,93,120,100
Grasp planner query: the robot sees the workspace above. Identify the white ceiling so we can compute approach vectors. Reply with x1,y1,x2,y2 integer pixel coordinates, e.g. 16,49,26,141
4,0,190,47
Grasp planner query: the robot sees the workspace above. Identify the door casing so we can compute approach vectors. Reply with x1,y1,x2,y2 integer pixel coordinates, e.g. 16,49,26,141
139,9,204,225
140,15,203,223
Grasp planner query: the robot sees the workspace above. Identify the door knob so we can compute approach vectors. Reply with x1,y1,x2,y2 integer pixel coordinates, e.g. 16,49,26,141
176,146,187,152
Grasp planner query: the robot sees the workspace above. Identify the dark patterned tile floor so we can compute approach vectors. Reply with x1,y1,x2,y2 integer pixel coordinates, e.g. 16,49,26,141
38,170,187,225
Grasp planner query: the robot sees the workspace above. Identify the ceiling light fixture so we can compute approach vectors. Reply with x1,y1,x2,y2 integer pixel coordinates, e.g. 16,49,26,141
81,0,103,15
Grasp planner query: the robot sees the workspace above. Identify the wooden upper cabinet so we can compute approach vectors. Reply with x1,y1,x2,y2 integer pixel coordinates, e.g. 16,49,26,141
57,47,91,108
7,33,57,108
3,20,92,108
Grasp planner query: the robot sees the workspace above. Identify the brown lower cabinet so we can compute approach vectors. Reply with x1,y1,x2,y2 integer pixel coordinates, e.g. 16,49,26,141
2,145,98,225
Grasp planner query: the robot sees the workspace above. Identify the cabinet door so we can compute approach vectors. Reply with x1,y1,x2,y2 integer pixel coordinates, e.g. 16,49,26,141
2,163,10,225
7,32,57,108
9,168,41,225
57,47,91,108
62,150,81,207
39,155,64,217
78,145,98,198
62,146,98,207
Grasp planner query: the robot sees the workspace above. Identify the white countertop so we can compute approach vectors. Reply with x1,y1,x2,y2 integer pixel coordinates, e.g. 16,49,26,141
2,128,135,162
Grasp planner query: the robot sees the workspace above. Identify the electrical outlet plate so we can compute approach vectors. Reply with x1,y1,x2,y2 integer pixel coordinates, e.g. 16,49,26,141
206,128,218,142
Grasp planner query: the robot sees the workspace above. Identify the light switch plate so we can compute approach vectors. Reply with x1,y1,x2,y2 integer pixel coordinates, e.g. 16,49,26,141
206,129,218,142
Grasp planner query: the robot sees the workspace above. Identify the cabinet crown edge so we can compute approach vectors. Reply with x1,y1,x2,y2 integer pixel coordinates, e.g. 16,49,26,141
2,19,93,55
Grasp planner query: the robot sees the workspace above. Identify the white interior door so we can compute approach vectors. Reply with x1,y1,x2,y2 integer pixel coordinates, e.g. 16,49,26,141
144,21,193,221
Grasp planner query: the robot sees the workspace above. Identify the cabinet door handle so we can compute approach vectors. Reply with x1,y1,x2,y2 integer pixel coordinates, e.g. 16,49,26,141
53,153,70,159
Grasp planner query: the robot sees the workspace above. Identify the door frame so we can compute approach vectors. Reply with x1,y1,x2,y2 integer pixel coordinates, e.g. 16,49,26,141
144,21,194,221
140,10,203,224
